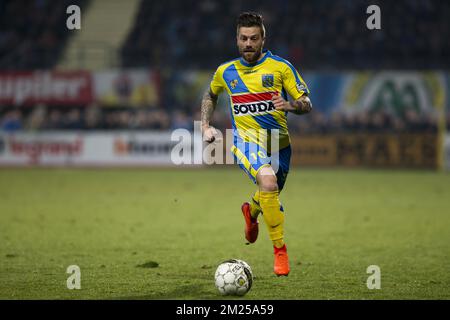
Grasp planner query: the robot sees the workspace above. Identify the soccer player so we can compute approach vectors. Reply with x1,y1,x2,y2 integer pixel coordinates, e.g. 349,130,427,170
201,12,312,276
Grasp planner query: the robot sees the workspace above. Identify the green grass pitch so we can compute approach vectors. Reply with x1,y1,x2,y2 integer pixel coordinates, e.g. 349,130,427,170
0,167,449,299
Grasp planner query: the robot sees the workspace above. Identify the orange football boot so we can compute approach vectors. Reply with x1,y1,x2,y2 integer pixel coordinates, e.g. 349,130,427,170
274,245,290,276
241,202,259,244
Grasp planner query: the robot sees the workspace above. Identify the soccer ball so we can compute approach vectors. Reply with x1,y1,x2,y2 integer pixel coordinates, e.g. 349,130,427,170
214,259,253,296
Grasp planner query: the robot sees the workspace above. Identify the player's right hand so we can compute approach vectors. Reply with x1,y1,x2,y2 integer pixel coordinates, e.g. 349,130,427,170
202,126,218,143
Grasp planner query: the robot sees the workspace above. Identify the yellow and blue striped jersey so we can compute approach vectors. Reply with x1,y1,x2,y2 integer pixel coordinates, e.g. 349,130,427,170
210,49,309,150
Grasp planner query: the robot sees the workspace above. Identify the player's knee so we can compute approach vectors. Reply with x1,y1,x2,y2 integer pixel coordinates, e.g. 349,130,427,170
259,177,278,192
257,167,278,192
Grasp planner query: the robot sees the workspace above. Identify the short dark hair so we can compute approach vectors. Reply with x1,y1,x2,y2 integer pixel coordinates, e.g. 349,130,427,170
236,12,265,37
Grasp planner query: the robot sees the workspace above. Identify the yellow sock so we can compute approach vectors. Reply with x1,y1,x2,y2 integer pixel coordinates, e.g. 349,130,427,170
273,239,285,248
259,190,285,248
250,190,262,219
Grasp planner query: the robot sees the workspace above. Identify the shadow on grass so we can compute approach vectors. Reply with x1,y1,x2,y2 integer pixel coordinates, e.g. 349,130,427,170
110,284,251,300
110,284,218,300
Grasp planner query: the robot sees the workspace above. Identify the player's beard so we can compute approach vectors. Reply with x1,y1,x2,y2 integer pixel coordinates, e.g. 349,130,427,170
240,47,263,64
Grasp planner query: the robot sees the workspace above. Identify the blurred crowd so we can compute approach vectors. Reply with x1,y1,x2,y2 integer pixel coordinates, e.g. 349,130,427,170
0,0,87,70
288,109,440,134
0,105,197,132
122,0,450,70
0,105,443,134
1,0,448,70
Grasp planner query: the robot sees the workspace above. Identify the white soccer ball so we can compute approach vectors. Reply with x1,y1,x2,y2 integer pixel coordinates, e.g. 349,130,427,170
214,259,253,296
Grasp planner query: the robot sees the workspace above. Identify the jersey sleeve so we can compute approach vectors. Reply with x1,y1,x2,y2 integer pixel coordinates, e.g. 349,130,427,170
282,62,310,100
209,67,225,96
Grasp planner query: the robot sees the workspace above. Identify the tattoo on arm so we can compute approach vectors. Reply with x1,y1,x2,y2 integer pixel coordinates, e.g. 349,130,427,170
290,96,312,115
201,90,218,128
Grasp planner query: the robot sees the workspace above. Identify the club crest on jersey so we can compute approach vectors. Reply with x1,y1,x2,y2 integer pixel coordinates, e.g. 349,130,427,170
262,74,274,87
230,79,239,89
296,83,306,93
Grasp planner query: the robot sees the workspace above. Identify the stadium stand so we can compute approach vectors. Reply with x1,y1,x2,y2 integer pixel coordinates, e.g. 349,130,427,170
121,0,450,70
0,0,88,70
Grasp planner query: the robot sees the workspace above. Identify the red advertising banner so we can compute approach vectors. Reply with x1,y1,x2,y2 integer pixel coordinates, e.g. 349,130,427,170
0,71,93,105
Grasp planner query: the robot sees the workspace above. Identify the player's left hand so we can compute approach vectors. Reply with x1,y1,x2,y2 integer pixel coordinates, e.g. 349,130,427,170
272,94,292,112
